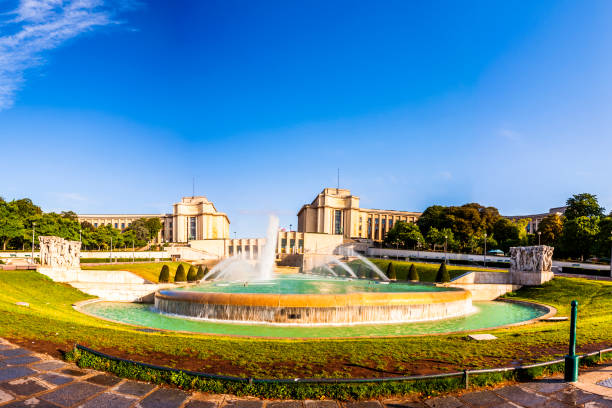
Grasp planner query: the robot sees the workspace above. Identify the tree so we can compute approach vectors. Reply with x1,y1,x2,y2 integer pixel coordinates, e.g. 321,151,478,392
560,216,600,260
595,217,612,259
492,218,521,252
565,193,605,220
417,205,450,235
145,217,162,241
174,264,187,282
435,262,450,283
537,214,563,247
426,227,457,251
187,265,198,281
196,265,207,280
385,221,424,248
0,202,24,250
159,265,170,283
386,262,396,280
408,264,419,281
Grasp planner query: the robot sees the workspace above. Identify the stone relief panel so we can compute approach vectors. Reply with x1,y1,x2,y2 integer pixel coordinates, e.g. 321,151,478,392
39,236,81,269
509,245,554,274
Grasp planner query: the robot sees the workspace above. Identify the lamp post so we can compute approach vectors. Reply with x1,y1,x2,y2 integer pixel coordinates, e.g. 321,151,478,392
31,222,36,262
564,300,579,382
484,232,487,268
609,231,612,279
444,235,448,265
110,237,113,263
132,237,135,263
538,231,541,246
396,239,399,261
289,224,292,232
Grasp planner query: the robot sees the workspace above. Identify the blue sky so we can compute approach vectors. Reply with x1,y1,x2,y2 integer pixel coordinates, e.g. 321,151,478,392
1,0,611,236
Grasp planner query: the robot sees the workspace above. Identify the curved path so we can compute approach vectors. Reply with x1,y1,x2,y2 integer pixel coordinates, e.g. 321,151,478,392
0,339,609,408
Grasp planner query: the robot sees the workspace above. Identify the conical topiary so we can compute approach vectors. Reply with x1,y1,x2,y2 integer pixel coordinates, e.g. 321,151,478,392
196,265,206,280
187,265,198,282
386,262,396,280
435,262,450,283
174,264,187,282
357,264,366,278
408,263,419,281
158,265,170,283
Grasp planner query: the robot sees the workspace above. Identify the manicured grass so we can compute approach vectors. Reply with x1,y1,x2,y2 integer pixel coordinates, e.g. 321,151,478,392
367,258,504,281
81,262,192,283
0,269,610,387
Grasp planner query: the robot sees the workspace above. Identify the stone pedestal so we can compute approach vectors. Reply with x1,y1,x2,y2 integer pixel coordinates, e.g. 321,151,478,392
509,245,554,286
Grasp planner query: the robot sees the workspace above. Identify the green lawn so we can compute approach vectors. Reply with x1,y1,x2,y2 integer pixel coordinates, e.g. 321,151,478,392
81,262,192,283
0,270,610,381
367,258,504,281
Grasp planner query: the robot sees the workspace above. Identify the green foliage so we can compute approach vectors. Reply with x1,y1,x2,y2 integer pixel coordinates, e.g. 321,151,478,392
0,201,25,250
187,265,198,282
560,216,600,260
408,264,419,281
384,221,424,248
196,265,207,280
386,262,396,280
144,218,163,240
435,262,450,283
565,193,605,220
537,214,563,246
174,264,187,282
356,264,367,278
159,265,170,283
492,218,522,252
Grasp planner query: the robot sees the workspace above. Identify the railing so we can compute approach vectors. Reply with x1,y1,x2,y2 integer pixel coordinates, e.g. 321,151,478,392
75,344,612,388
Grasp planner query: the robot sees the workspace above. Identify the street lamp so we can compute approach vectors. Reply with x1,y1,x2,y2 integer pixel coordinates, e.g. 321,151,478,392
444,235,448,265
538,231,541,246
110,236,113,263
289,224,292,232
31,222,36,262
484,232,487,268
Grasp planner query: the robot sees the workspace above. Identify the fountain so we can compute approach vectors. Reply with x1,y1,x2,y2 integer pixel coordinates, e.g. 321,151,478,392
153,216,474,325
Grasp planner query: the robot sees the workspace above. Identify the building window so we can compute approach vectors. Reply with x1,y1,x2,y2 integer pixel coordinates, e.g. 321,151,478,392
290,239,295,248
298,239,304,253
382,219,386,232
367,219,372,238
114,223,118,229
121,223,125,229
389,219,393,229
94,223,98,227
281,238,287,248
189,217,196,240
375,218,379,238
334,210,342,235
229,246,233,256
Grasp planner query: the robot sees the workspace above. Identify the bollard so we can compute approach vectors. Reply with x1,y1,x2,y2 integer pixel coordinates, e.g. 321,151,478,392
564,300,579,382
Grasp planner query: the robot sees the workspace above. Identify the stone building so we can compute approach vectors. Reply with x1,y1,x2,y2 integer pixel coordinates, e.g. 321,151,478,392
297,188,422,242
504,206,567,233
77,196,230,243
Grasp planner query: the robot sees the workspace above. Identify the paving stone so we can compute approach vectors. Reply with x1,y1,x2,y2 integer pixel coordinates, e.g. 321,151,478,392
0,355,41,366
39,381,104,406
0,388,14,404
495,385,550,408
60,367,89,376
223,400,265,408
37,372,74,385
383,401,427,408
79,391,136,408
267,402,303,408
345,403,382,408
521,381,570,394
583,397,612,407
0,377,50,396
0,366,36,382
552,386,600,405
0,344,15,350
31,361,66,372
2,397,61,408
138,387,190,408
423,396,465,408
0,349,31,358
185,400,221,408
459,390,507,408
114,380,156,396
85,373,122,386
304,401,340,408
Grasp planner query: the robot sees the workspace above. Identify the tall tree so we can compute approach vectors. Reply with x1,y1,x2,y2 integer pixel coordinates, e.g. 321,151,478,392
560,216,600,260
385,221,424,248
565,193,605,220
144,217,162,241
0,202,24,250
537,214,563,247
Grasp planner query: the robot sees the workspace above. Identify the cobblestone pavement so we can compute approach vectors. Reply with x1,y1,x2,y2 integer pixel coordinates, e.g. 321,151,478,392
0,339,610,408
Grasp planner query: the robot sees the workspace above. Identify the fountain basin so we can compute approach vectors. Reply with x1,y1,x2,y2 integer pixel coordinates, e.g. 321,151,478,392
154,277,473,325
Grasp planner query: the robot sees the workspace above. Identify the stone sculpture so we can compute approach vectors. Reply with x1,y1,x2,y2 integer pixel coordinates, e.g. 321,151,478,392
509,245,554,285
39,236,81,269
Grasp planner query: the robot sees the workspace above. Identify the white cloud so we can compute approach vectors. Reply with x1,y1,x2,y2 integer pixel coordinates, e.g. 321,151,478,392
0,0,128,110
498,128,522,142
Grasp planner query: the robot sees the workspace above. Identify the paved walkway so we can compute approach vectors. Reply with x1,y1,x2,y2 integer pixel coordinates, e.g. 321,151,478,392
0,339,610,408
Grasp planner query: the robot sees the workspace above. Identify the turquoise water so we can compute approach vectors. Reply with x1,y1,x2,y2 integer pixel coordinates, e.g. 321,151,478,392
178,275,447,295
81,301,546,338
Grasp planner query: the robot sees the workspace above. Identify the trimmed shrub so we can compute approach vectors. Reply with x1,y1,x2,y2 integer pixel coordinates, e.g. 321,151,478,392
158,265,170,283
357,264,367,279
195,265,206,280
386,262,396,280
186,265,198,282
174,264,187,282
435,262,450,283
408,263,419,281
